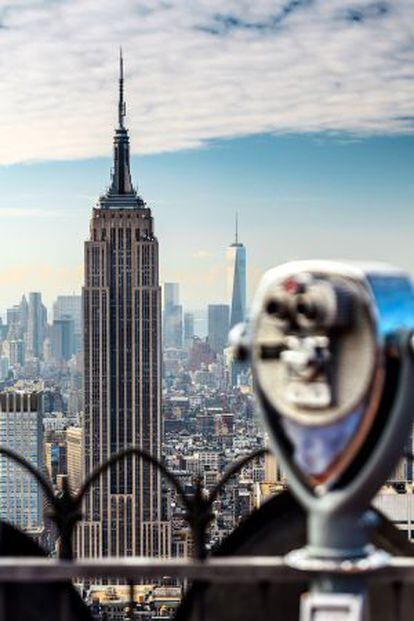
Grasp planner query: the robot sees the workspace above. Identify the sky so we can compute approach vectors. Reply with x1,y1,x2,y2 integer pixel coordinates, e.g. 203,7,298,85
0,0,413,315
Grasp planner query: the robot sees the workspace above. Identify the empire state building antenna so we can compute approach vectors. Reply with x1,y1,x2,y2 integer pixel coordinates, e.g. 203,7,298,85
118,47,126,128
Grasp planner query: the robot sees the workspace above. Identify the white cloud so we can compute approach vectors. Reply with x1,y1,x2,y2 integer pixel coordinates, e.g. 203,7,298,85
0,0,412,164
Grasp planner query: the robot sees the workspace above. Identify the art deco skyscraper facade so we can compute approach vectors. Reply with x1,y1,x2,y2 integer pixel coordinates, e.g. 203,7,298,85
79,54,168,558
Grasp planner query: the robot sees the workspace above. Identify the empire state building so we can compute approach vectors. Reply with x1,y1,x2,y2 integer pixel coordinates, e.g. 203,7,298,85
79,53,169,558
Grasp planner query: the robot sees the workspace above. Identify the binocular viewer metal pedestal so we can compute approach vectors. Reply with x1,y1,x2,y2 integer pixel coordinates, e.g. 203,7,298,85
232,260,414,620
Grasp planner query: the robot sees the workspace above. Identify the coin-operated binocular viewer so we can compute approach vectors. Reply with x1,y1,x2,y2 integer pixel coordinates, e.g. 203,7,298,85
232,261,414,617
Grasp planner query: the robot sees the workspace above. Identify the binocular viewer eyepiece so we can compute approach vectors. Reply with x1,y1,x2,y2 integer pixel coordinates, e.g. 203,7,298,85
264,273,353,332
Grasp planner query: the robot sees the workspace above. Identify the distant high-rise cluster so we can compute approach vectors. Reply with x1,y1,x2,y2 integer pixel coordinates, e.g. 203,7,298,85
162,216,248,389
0,292,81,381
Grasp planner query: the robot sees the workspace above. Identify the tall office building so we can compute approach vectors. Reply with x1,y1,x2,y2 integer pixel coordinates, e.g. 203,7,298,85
0,388,43,531
0,357,9,381
208,305,230,354
19,295,29,336
53,295,82,353
66,426,83,494
8,340,25,367
163,283,183,348
164,283,179,308
51,318,75,361
183,312,195,348
227,217,247,386
226,215,246,328
44,431,67,485
0,319,7,342
6,296,29,341
26,292,47,360
80,53,168,558
6,305,20,340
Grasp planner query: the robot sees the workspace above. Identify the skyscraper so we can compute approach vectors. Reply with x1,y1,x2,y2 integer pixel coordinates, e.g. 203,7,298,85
51,318,75,361
227,216,247,386
0,357,9,381
0,388,43,531
6,305,20,339
163,283,183,348
208,304,230,354
19,295,29,336
6,296,29,342
53,295,82,353
226,215,246,328
80,53,168,558
183,312,195,348
164,283,179,308
66,426,83,494
26,292,47,360
7,339,25,367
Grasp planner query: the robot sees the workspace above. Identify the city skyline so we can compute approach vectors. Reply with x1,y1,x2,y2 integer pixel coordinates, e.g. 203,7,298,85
0,2,414,312
0,4,413,615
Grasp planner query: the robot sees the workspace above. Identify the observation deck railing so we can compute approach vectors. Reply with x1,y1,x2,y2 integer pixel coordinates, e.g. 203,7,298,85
1,446,414,620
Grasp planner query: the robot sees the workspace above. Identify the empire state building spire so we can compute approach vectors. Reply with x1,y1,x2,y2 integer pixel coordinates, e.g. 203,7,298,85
99,51,144,207
118,48,126,129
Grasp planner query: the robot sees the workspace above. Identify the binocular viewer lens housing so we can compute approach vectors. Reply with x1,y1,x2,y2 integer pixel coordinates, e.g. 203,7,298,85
243,260,414,486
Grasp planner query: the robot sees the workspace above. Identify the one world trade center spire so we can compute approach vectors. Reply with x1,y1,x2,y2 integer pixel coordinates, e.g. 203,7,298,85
227,213,246,329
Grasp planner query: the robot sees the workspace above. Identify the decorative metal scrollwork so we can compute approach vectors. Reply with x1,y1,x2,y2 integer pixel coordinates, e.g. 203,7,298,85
0,445,268,560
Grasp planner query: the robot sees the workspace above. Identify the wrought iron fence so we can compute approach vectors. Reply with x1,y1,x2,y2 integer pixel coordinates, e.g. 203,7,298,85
0,444,268,561
1,445,414,621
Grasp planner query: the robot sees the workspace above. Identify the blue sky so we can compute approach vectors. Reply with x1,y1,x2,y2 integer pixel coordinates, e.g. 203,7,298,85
1,132,413,314
0,0,413,315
